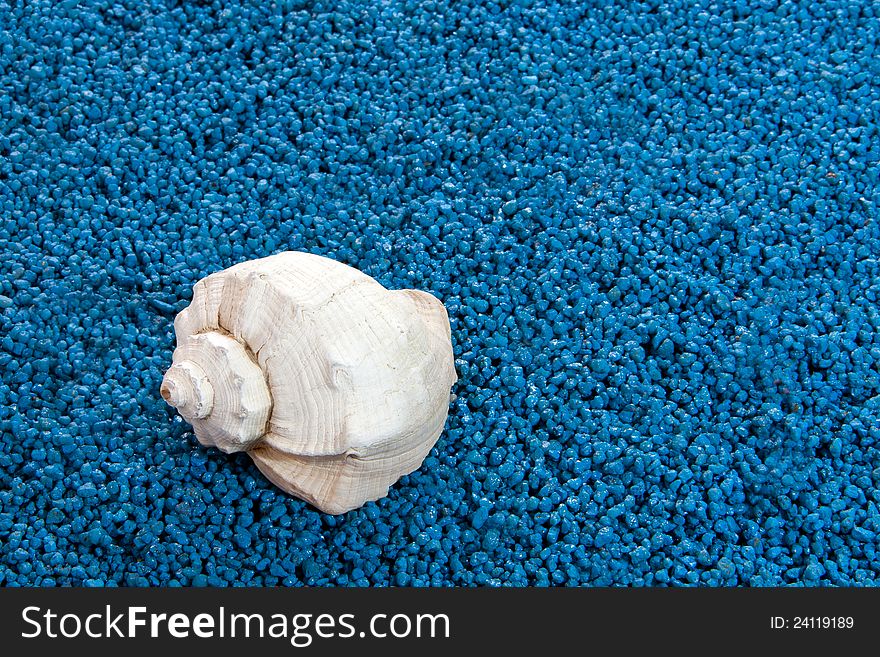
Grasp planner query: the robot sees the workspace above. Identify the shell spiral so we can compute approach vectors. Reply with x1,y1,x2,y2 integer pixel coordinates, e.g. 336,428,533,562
161,251,457,514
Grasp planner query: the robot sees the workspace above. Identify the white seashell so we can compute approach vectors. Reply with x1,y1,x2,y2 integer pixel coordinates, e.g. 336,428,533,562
160,251,457,514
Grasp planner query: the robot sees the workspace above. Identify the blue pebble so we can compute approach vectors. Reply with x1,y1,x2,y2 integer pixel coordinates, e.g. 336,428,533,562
77,483,98,498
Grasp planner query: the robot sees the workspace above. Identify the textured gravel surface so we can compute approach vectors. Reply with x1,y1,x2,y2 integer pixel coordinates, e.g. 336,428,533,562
1,0,879,585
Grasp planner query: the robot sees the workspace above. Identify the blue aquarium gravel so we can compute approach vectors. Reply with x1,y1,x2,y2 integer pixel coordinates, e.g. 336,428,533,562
1,0,879,586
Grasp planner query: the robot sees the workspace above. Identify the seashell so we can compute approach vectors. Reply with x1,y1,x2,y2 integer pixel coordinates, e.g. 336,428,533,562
160,251,457,514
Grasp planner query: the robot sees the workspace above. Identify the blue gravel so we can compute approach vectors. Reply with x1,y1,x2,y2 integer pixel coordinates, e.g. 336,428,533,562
1,0,879,586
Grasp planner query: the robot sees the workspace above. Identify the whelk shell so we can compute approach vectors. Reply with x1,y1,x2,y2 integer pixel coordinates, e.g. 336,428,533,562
161,251,457,514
